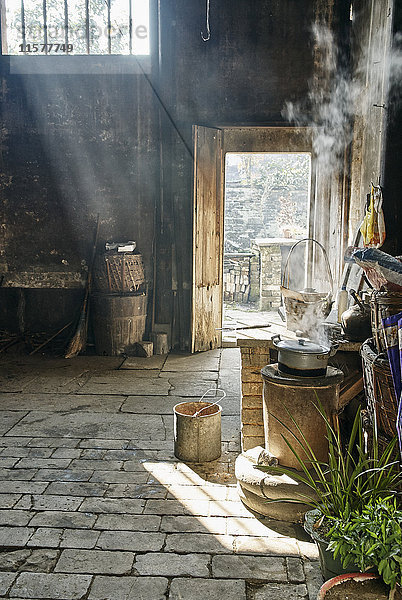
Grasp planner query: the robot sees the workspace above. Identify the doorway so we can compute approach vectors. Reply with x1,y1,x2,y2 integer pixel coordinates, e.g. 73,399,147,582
191,126,314,352
223,152,311,341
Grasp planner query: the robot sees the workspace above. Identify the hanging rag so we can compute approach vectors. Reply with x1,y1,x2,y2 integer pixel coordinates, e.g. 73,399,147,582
359,183,386,248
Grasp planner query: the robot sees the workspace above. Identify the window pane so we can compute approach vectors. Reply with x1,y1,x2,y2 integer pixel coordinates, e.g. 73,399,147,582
68,0,87,54
23,0,44,45
88,0,108,54
110,0,129,55
5,0,22,53
46,0,67,49
132,0,149,55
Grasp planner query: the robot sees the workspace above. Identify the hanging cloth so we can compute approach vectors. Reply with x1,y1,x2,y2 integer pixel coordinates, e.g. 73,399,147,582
359,183,386,248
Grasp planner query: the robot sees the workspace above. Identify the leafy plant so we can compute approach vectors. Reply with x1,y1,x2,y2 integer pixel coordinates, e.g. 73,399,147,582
256,401,401,520
327,499,402,600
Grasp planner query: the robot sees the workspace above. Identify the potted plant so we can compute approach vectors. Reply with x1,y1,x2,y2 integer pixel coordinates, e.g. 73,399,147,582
320,499,402,599
256,401,401,581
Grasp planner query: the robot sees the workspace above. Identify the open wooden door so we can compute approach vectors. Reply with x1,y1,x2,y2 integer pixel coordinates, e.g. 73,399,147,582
191,125,224,352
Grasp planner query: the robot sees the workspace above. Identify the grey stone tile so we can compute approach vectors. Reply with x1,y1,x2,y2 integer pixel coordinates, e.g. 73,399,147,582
29,511,97,529
234,536,300,556
94,514,161,532
27,438,80,448
0,510,32,526
122,461,155,472
0,412,28,434
0,457,19,468
9,572,92,599
14,495,83,512
45,482,108,497
50,449,82,460
33,469,93,482
105,484,167,499
0,394,124,412
0,572,17,595
15,458,72,470
0,481,47,494
8,412,167,440
78,374,170,396
0,437,32,447
169,578,246,600
160,516,227,535
164,377,218,397
61,529,100,549
27,528,63,548
303,560,323,600
121,396,180,414
0,549,59,573
0,469,37,481
0,448,31,458
96,531,165,552
90,471,149,484
69,459,123,471
220,348,241,370
165,533,234,554
211,555,287,581
78,439,130,449
144,499,210,516
120,355,167,370
218,369,242,398
135,552,210,577
0,494,22,508
251,583,309,599
55,549,134,575
88,576,168,600
79,498,145,514
163,351,221,372
286,557,305,583
0,527,34,547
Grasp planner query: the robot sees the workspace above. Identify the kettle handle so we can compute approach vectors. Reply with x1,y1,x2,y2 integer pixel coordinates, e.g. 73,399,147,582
271,334,281,347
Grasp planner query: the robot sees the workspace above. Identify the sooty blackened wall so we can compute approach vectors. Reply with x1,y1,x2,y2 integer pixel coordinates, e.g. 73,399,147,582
0,0,331,348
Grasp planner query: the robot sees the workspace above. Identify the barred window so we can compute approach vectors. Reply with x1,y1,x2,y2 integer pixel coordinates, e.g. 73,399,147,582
1,0,150,55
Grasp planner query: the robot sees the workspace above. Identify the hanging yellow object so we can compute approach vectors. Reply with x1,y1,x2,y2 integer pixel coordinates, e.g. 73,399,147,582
360,183,386,248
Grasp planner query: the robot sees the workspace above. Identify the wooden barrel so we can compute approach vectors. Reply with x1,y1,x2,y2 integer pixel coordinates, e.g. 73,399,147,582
91,292,147,356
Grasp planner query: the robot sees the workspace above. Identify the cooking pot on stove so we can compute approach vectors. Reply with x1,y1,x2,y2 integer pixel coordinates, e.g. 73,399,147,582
272,334,338,377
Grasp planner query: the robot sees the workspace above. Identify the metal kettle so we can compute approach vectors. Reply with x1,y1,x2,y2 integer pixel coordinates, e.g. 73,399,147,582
341,289,372,342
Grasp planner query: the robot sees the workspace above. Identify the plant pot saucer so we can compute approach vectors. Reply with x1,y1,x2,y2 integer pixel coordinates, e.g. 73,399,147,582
318,573,401,599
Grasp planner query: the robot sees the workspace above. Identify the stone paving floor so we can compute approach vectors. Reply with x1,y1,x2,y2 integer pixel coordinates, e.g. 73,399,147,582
0,347,322,599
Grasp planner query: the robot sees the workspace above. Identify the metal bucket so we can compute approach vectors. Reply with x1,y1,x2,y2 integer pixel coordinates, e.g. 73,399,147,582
173,390,224,462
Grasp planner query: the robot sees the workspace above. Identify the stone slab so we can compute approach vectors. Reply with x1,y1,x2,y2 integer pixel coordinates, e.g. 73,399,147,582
0,395,124,412
121,396,180,414
8,412,166,440
120,356,167,370
15,495,83,512
0,549,59,573
29,511,97,529
79,498,145,514
0,412,28,435
160,516,227,535
55,549,134,575
77,374,170,396
96,531,165,552
0,527,34,547
0,572,17,595
9,572,92,599
88,576,168,600
164,533,234,554
162,351,220,372
169,578,246,600
94,514,161,532
135,552,210,577
212,555,288,581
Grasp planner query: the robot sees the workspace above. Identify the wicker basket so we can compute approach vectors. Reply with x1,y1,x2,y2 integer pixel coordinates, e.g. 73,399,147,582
370,291,402,353
361,338,398,440
94,252,145,294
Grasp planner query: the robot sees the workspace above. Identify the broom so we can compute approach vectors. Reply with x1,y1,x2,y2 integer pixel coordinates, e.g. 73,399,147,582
65,214,100,359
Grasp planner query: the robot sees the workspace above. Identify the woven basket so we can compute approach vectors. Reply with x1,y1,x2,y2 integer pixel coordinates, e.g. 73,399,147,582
361,338,398,440
370,291,402,353
94,252,145,294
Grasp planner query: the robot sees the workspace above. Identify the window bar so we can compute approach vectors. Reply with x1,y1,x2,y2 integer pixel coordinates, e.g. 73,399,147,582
85,0,89,53
107,0,111,54
42,0,47,53
21,0,26,52
64,0,69,51
0,0,8,54
128,0,132,55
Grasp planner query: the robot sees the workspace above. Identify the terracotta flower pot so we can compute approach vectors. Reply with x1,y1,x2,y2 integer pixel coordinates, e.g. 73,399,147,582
317,573,384,599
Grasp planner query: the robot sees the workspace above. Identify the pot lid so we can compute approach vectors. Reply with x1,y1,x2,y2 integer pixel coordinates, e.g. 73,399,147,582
275,337,329,354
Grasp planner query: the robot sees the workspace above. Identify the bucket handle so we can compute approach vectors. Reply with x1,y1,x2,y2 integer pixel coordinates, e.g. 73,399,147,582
192,388,226,417
282,238,334,295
